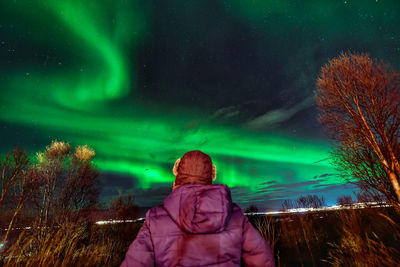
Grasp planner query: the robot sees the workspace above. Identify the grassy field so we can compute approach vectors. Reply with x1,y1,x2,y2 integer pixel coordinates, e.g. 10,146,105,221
250,206,400,266
1,206,400,266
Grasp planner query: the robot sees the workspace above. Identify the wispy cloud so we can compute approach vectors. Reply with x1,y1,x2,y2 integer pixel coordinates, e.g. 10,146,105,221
245,96,314,129
313,173,336,179
258,181,278,186
230,182,358,210
210,105,240,120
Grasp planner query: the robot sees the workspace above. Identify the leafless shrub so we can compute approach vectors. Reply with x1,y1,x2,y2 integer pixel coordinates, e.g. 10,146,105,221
254,216,280,252
336,195,354,206
109,194,138,220
324,209,400,266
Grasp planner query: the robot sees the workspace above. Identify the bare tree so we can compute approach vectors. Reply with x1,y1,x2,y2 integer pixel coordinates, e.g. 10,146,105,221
282,195,326,210
296,195,326,209
34,141,100,229
356,189,387,205
3,169,41,243
34,141,71,231
336,195,353,206
315,52,400,202
0,148,29,207
59,145,100,222
109,194,138,220
0,148,34,244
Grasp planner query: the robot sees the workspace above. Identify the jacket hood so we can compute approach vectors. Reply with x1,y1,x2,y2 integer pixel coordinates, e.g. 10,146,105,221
174,150,213,186
163,184,232,234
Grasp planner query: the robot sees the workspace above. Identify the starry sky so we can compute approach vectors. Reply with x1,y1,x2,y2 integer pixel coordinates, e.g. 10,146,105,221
1,0,400,210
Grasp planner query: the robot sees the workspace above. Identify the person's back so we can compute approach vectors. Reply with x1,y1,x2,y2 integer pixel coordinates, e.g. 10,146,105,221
121,151,275,266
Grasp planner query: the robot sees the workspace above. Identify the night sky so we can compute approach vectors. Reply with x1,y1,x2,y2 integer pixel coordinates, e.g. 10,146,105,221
1,0,400,209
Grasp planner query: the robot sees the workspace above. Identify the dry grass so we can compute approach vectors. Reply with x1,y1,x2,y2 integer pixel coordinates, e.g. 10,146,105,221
324,209,400,267
254,216,280,252
271,207,400,267
325,232,399,267
2,222,140,267
254,216,281,266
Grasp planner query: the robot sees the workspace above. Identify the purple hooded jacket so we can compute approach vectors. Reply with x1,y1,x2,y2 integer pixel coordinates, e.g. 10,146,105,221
121,184,275,266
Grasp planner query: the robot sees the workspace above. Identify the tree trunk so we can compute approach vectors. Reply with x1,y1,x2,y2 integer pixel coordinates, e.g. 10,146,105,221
381,130,400,202
3,202,23,244
388,171,400,203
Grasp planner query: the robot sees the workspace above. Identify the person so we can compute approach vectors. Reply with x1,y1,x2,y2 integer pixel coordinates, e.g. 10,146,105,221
121,150,275,266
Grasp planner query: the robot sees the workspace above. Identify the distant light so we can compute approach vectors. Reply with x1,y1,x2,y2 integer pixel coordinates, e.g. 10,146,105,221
244,202,391,216
95,218,145,225
93,202,392,225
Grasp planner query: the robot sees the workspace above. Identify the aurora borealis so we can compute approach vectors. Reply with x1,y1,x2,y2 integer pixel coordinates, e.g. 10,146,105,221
1,0,400,209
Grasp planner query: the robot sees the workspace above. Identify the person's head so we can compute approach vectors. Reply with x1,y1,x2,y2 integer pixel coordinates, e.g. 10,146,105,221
172,150,216,189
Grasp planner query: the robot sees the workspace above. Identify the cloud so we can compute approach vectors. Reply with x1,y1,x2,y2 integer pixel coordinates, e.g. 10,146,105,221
312,183,340,188
229,184,357,210
313,173,335,179
309,183,357,193
258,181,278,186
258,179,327,191
229,178,354,210
244,96,315,129
210,105,240,120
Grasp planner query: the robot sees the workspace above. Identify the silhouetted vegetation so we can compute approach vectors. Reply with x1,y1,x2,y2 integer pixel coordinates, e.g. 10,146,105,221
0,141,143,266
324,208,400,266
244,204,259,213
250,195,400,267
336,195,353,206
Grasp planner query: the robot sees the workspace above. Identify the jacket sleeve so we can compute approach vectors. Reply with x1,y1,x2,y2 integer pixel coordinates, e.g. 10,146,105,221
120,216,155,267
242,216,275,267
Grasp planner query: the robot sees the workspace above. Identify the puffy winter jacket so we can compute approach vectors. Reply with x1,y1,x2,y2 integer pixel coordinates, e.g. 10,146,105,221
121,184,275,266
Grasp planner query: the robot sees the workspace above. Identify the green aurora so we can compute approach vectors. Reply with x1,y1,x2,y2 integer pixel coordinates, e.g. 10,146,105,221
1,0,400,208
